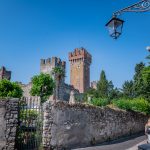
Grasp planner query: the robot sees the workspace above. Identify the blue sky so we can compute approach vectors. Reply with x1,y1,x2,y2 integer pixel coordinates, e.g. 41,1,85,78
0,0,149,88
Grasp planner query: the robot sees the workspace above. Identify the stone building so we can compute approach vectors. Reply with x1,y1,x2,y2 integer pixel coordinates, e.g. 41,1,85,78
40,57,66,83
69,48,92,93
91,81,97,89
21,57,79,101
40,57,79,101
0,66,11,80
20,82,32,98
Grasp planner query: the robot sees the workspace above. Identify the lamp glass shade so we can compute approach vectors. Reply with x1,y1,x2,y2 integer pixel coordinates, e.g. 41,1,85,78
106,17,124,39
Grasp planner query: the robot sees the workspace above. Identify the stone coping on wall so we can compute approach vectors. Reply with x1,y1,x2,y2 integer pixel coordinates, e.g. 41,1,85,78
53,101,148,116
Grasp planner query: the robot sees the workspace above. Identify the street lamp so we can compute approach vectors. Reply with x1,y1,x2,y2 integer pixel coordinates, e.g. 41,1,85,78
105,16,124,39
106,0,150,39
146,46,150,52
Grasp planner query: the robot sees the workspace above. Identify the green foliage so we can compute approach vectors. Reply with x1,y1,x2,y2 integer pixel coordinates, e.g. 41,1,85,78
83,88,98,102
142,66,150,100
90,98,109,107
142,66,150,83
0,79,23,98
20,110,39,121
96,71,121,100
113,98,150,115
112,98,132,110
109,87,122,99
146,51,150,65
108,82,121,100
122,80,134,98
30,73,55,103
97,70,109,98
85,70,121,103
52,66,65,81
133,62,145,97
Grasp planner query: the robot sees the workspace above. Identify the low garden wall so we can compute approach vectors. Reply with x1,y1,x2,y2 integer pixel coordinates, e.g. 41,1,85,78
0,98,19,150
43,101,149,150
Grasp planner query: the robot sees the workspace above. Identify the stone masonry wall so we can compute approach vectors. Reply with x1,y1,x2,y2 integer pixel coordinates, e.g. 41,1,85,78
0,99,19,150
57,83,79,101
43,101,149,150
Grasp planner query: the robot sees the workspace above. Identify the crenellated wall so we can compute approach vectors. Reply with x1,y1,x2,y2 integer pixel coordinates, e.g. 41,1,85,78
69,47,92,64
43,101,149,150
40,57,66,81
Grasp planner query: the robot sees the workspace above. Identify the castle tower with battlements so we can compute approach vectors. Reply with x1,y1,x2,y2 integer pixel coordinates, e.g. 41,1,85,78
40,57,66,82
69,48,92,93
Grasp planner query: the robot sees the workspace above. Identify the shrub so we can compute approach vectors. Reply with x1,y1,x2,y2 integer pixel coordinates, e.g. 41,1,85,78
90,98,109,107
20,110,39,121
113,98,150,115
0,79,23,98
112,98,132,110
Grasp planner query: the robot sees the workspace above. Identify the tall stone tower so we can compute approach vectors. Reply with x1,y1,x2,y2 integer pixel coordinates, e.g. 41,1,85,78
69,48,92,93
40,57,66,82
40,57,66,100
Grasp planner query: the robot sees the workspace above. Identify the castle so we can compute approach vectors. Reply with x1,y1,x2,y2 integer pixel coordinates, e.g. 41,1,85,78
0,66,11,80
40,57,66,83
39,56,79,101
0,47,92,101
69,48,92,93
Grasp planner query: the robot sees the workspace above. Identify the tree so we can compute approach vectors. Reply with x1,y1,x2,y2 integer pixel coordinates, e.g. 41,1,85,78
142,51,150,100
142,66,150,100
107,81,114,99
83,88,98,102
146,48,150,65
30,73,55,103
122,80,134,98
97,70,109,98
109,87,121,100
52,66,65,81
0,79,23,98
52,66,65,100
133,62,145,97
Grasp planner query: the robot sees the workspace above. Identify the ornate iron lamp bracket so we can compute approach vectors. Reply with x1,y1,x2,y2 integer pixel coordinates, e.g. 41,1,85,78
113,0,150,16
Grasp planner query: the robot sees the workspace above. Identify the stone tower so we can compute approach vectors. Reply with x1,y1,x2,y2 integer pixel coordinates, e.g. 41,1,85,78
69,48,92,93
40,57,66,82
0,66,11,80
40,57,66,100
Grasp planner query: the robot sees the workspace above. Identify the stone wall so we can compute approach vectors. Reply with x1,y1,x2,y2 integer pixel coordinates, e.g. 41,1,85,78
20,81,80,102
20,82,32,98
57,83,79,101
0,99,19,150
43,101,149,150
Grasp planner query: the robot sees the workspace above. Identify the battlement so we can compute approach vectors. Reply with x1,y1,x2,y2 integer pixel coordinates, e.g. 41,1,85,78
40,57,66,68
40,57,66,79
0,66,11,80
69,47,92,64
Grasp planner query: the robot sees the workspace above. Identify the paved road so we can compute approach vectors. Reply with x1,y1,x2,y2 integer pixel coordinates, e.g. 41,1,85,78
73,134,147,150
